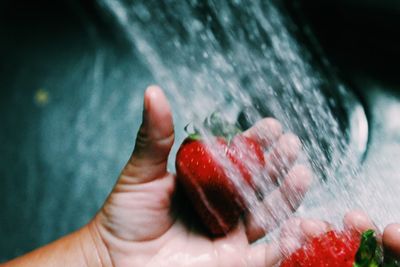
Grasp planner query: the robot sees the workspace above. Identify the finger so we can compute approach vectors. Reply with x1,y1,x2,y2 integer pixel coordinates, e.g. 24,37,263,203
279,218,329,256
279,217,304,255
249,218,327,267
343,210,377,233
249,218,326,267
213,222,249,267
121,85,175,183
299,219,331,239
383,223,400,260
280,218,329,240
263,133,301,186
248,242,282,267
245,165,313,242
242,118,283,149
98,86,175,242
280,217,302,240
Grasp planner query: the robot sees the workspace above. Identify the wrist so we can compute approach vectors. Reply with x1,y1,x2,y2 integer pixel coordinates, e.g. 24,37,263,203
79,220,113,267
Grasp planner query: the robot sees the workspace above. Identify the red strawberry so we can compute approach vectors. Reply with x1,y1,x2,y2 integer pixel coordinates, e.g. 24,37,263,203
280,229,384,267
175,134,265,235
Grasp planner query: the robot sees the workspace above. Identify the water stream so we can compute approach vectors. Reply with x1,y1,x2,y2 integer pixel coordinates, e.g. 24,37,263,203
96,0,399,251
3,1,400,263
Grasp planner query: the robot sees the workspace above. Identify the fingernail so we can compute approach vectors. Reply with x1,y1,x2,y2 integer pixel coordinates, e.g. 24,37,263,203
347,211,377,233
287,135,301,152
143,86,157,125
144,87,152,113
144,85,173,140
301,219,328,237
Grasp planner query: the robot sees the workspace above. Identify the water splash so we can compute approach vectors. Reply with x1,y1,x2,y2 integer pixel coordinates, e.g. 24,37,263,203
98,0,369,245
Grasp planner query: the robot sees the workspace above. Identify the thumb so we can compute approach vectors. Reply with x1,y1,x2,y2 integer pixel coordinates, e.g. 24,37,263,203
94,86,176,245
122,85,174,183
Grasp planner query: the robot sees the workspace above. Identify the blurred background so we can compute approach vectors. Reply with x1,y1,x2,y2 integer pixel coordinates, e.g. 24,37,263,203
1,0,399,262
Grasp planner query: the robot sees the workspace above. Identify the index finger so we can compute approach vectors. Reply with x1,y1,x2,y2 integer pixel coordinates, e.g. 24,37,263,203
242,118,283,149
343,210,378,234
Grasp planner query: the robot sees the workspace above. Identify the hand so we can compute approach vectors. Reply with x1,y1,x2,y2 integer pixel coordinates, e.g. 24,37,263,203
344,210,400,261
1,85,312,267
90,85,313,267
280,211,400,264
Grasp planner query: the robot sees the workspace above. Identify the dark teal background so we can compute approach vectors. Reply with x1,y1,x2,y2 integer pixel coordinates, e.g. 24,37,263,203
0,1,154,260
1,0,399,262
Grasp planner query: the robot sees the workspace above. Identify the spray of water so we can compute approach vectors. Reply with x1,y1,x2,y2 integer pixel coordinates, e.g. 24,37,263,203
95,0,391,261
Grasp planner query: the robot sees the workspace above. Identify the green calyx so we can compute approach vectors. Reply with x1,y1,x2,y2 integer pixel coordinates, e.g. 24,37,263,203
204,112,242,141
188,132,202,140
354,230,382,267
184,124,202,140
353,229,400,267
185,112,242,142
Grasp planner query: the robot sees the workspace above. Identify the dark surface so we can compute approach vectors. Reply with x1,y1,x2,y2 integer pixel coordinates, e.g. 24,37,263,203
290,0,400,86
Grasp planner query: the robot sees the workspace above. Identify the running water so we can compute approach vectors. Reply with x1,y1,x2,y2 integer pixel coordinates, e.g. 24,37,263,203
96,0,396,249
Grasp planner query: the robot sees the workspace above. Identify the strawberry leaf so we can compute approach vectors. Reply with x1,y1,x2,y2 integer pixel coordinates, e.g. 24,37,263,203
353,230,382,267
184,113,242,141
184,123,202,140
203,112,241,142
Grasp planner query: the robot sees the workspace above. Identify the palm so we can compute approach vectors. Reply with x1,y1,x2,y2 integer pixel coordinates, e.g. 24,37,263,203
97,171,278,267
93,86,312,267
145,220,252,267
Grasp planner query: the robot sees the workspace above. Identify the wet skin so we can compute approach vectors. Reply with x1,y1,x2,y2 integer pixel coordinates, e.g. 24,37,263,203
2,86,399,267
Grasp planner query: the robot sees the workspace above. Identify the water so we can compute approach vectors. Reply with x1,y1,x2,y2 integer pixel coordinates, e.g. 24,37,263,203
95,0,397,259
94,0,347,230
1,0,399,264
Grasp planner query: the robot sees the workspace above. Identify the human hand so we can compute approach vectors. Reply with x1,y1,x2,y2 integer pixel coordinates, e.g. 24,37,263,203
344,211,400,262
277,211,400,266
89,85,313,267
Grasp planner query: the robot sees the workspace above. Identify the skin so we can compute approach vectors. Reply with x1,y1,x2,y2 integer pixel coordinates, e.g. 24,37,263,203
1,86,399,267
344,211,400,262
279,211,400,262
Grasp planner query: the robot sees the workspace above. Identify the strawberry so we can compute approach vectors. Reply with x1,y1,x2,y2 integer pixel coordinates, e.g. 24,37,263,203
175,132,265,235
280,229,387,267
